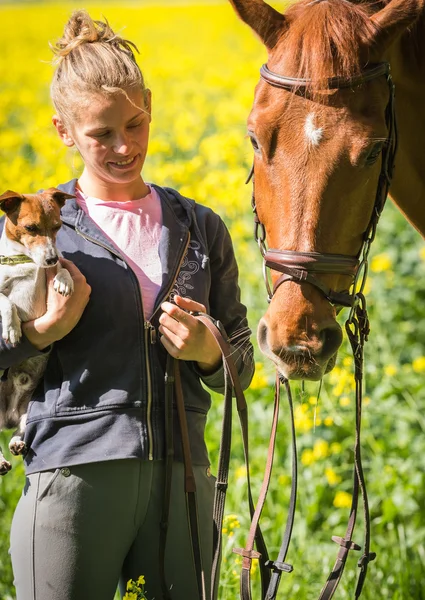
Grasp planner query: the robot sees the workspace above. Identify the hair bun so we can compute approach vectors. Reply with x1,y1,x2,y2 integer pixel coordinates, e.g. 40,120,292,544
50,9,145,126
51,9,135,62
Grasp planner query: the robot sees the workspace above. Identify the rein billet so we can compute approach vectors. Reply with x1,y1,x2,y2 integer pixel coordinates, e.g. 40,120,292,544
234,62,397,600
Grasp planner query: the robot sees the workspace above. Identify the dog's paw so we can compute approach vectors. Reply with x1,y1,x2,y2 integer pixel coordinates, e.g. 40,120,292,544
9,438,27,456
2,322,22,346
0,459,12,475
53,270,74,297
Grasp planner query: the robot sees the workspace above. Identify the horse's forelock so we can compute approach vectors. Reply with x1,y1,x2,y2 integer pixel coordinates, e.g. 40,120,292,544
276,0,379,92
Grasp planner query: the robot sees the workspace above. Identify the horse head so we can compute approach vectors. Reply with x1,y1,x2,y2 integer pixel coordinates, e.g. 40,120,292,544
230,0,424,380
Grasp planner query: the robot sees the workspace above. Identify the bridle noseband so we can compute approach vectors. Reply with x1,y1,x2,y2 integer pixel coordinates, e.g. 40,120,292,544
250,61,397,312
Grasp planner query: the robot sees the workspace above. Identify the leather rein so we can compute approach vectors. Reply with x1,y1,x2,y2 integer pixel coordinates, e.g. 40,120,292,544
234,61,398,600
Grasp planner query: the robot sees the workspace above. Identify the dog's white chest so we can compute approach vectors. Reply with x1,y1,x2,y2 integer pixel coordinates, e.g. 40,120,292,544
0,265,46,322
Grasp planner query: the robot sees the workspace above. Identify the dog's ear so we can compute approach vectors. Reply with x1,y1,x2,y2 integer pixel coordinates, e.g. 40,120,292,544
44,188,76,209
0,191,24,215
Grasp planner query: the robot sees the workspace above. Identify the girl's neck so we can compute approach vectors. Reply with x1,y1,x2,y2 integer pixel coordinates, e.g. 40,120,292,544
77,172,150,202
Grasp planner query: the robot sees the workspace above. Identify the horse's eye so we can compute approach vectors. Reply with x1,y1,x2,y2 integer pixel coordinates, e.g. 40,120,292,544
366,142,385,166
248,131,260,153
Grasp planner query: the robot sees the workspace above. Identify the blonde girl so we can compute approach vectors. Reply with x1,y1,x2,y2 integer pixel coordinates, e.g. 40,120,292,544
1,10,254,600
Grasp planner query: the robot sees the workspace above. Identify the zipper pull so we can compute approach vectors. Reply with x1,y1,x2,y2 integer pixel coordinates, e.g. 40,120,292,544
145,321,157,344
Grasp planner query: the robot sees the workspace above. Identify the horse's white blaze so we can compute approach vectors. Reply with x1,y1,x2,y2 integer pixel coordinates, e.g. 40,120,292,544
305,113,323,146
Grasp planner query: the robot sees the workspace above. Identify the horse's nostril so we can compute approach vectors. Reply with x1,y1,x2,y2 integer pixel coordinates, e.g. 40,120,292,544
257,319,270,355
319,323,343,361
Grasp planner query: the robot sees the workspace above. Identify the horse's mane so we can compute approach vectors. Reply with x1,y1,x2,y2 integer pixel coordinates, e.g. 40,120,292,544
281,0,380,88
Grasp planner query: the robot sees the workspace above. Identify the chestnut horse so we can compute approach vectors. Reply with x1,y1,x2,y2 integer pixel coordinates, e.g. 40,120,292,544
229,0,425,381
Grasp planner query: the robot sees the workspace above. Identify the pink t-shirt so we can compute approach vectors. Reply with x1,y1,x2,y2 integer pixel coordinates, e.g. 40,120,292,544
76,186,162,320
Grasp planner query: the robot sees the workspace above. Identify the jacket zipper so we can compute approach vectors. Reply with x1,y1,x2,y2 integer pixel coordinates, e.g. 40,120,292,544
74,225,190,461
143,233,190,458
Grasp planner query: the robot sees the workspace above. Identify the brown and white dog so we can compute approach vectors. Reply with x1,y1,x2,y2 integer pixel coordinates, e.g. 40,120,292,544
0,188,74,474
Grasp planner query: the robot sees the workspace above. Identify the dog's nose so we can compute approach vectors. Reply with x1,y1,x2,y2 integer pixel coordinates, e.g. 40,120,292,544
46,256,58,266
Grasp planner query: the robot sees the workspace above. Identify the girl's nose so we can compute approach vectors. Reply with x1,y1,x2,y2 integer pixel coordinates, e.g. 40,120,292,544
112,133,131,154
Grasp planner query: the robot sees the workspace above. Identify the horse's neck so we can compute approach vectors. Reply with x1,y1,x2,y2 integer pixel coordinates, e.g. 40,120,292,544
387,14,425,239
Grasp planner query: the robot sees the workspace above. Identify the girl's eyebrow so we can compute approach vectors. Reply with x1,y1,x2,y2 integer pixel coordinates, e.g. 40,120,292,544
127,111,145,123
85,111,145,134
86,125,110,134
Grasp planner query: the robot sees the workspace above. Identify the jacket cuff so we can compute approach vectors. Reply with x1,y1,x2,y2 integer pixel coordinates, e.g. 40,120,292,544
193,346,255,394
194,361,226,389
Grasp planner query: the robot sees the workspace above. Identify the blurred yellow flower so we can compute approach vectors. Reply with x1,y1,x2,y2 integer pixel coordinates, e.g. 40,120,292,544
330,442,342,454
370,252,392,273
333,491,352,508
339,396,350,407
278,473,290,485
313,439,329,460
137,576,146,586
331,367,355,397
325,467,342,486
419,246,425,261
295,404,314,433
413,356,425,373
324,416,334,427
301,449,314,466
249,362,269,390
235,465,247,480
385,364,397,377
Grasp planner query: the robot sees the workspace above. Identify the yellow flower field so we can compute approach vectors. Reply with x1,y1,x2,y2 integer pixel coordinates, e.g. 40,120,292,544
1,3,425,600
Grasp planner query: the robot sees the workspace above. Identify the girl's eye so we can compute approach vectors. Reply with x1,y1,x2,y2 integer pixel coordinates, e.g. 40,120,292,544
128,121,142,129
93,131,110,139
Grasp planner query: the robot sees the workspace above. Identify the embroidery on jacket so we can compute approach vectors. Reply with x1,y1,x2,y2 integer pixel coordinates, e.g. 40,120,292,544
170,241,201,300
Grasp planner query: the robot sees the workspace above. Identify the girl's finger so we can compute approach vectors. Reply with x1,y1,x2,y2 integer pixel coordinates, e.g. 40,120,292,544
159,332,182,358
159,313,190,338
159,325,185,351
174,295,206,313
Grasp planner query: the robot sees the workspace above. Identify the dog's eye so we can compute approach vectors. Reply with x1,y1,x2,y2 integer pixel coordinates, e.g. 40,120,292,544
24,225,38,233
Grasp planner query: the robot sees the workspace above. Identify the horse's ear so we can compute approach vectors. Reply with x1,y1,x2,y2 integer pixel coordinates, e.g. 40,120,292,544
370,0,424,53
228,0,287,50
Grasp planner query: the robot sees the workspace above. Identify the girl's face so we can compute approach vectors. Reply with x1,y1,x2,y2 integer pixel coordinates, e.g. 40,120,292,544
54,87,152,200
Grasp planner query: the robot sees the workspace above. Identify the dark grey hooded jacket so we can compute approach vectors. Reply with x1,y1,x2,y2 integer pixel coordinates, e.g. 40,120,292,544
0,180,254,474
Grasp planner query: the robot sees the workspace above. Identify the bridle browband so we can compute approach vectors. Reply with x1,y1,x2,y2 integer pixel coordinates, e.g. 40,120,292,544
235,61,398,600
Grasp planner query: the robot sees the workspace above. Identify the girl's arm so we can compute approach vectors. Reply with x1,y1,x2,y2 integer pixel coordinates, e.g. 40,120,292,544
197,216,254,392
0,259,91,369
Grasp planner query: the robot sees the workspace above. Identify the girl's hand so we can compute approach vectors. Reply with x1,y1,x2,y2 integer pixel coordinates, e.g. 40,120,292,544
159,295,222,373
22,258,92,350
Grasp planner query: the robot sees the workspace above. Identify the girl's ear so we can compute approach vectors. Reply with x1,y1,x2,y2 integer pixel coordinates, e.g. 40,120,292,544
52,115,75,147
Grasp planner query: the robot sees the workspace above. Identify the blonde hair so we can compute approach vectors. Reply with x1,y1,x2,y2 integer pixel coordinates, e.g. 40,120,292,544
50,10,146,125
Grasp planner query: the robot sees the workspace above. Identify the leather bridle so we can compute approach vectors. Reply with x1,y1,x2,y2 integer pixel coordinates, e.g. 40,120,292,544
250,62,396,310
234,61,398,600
